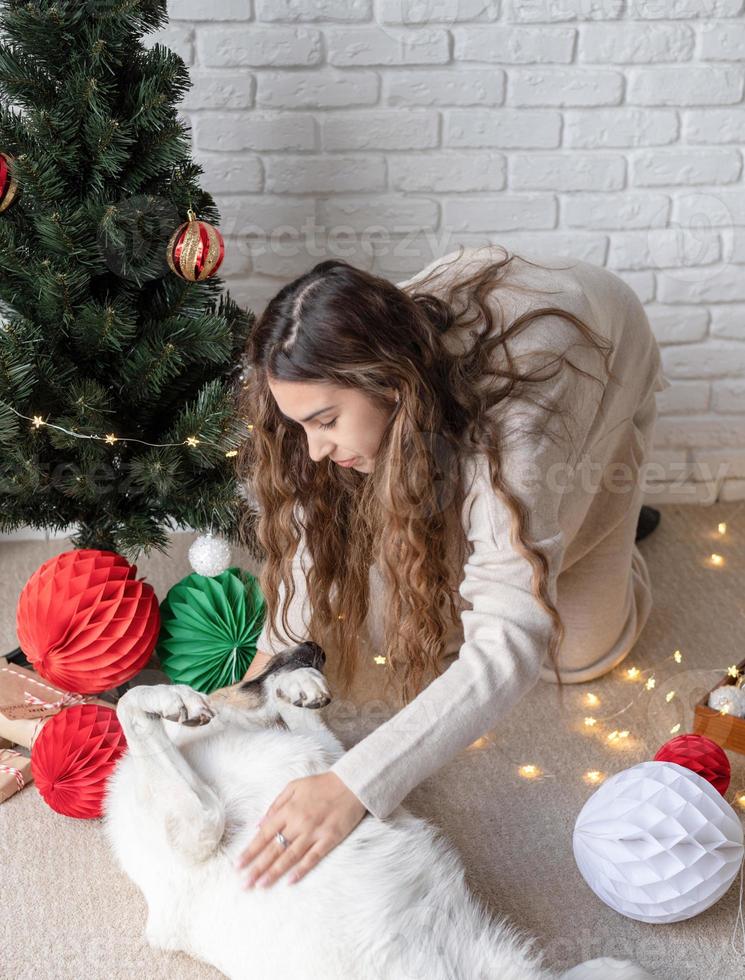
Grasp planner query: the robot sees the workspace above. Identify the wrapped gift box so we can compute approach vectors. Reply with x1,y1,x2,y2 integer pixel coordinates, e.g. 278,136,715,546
0,663,115,749
694,655,745,755
0,746,33,803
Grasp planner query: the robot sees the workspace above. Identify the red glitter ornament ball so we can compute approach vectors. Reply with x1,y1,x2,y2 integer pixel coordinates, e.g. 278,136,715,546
0,152,19,212
653,733,731,796
166,208,225,281
31,703,127,819
16,549,161,694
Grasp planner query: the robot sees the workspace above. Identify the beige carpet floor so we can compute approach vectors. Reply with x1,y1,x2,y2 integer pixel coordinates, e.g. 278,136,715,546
2,504,745,979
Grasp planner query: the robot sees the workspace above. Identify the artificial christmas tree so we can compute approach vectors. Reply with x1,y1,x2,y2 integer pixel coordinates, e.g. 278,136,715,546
0,0,259,564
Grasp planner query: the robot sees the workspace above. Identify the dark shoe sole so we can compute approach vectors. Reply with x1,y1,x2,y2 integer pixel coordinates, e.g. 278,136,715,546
635,505,661,542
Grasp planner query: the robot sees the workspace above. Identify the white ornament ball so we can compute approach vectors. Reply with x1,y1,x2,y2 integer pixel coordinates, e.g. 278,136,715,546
188,533,232,577
708,684,745,717
573,760,744,924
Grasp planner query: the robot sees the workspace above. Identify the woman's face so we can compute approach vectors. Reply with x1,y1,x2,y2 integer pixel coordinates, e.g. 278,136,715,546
267,379,397,474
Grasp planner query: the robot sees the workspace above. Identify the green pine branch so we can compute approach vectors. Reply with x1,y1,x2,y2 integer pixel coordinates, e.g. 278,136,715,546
0,0,259,558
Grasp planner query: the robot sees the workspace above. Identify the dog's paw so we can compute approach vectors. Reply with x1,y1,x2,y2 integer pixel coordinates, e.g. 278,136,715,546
271,667,331,709
162,685,216,726
131,684,216,727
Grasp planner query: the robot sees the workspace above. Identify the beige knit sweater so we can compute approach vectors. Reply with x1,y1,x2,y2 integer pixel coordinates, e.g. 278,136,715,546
254,245,671,820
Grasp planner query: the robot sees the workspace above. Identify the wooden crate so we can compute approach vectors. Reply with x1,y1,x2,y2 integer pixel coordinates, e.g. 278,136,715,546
693,655,745,755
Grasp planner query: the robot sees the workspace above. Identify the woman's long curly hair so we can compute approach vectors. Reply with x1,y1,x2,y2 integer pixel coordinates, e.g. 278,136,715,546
236,244,617,708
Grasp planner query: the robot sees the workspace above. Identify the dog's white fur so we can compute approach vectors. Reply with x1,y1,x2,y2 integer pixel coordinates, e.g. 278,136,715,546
101,646,654,980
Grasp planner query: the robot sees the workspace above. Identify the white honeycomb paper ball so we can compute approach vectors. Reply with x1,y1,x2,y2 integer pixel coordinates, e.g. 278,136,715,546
573,760,744,924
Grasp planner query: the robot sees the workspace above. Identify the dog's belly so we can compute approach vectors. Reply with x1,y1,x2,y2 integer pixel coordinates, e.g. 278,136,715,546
104,809,382,978
103,764,455,977
157,820,476,980
101,730,394,978
102,725,560,980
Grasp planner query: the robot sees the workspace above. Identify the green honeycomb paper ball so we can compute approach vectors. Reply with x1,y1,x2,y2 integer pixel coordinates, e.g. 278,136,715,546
156,567,266,693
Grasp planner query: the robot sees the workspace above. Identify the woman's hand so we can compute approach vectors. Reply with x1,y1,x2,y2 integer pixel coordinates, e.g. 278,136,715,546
234,771,368,888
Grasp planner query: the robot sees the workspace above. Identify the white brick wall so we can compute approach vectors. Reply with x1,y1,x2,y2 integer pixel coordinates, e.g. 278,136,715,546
148,0,745,507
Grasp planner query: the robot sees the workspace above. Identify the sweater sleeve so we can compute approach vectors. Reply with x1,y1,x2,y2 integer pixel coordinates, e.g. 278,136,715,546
328,452,566,819
328,315,604,819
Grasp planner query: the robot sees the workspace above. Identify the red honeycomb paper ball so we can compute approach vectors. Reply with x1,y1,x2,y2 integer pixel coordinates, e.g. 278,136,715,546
31,703,127,819
653,733,730,796
16,549,160,694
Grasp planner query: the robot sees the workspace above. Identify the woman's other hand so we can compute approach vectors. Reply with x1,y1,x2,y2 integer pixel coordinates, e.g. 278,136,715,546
242,649,272,682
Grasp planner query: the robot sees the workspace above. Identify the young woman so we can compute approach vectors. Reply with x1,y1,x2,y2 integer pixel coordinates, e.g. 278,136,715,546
232,243,671,891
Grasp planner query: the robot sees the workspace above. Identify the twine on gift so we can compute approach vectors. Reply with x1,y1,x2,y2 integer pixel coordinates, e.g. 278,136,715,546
24,690,89,710
0,748,27,791
0,666,100,749
2,666,94,711
22,689,97,749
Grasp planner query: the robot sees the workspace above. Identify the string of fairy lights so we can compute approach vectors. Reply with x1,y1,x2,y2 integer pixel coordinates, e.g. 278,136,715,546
6,404,254,456
370,512,745,813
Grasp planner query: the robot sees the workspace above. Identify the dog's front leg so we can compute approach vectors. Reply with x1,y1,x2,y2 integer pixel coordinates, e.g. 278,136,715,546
265,667,346,761
233,643,346,759
116,684,225,865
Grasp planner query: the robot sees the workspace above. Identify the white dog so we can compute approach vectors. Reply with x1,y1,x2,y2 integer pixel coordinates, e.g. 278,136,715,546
102,642,656,980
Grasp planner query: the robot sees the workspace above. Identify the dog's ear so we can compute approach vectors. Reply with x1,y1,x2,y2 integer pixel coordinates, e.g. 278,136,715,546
287,642,326,672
